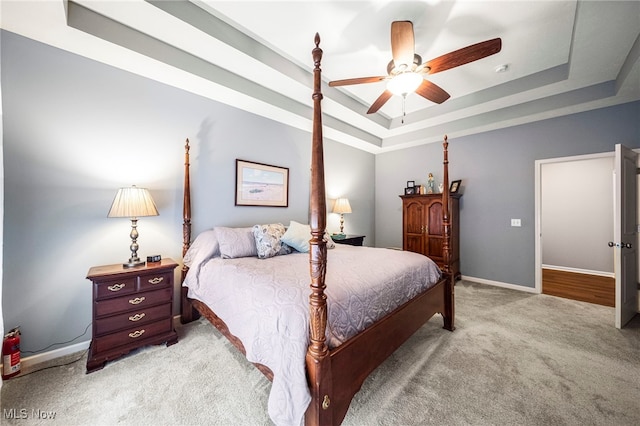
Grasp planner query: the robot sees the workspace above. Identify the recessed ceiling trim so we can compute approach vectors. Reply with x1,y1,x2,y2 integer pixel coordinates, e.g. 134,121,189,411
382,80,617,149
67,0,382,151
616,32,640,93
390,64,570,128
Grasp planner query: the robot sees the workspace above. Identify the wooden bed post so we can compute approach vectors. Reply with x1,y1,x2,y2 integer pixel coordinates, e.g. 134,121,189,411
441,135,455,331
305,33,333,426
180,138,199,324
182,138,192,263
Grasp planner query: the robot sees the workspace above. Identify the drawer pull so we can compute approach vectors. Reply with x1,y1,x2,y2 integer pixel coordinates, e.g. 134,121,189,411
107,283,125,292
128,330,145,338
148,277,164,285
128,297,146,305
128,313,146,322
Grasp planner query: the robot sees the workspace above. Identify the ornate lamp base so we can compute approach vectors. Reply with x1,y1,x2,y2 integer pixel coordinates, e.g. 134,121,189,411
123,218,145,268
123,259,145,268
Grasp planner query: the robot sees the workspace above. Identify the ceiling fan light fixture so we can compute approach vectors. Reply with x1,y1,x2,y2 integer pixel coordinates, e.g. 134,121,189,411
387,72,423,96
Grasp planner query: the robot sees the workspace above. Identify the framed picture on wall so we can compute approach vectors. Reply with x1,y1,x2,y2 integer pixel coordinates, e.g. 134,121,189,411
235,159,289,207
450,180,462,194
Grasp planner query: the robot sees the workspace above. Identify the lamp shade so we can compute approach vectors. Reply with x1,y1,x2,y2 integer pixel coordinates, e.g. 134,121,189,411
107,186,159,218
332,198,352,214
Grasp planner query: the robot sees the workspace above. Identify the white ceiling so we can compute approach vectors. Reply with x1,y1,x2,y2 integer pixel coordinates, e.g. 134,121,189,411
2,1,639,153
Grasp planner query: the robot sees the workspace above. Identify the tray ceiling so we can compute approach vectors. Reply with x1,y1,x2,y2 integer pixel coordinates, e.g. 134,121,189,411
2,0,638,153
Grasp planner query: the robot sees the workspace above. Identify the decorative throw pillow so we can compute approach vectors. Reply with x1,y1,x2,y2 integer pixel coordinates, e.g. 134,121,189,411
216,227,258,259
183,228,219,267
252,223,293,259
281,221,336,253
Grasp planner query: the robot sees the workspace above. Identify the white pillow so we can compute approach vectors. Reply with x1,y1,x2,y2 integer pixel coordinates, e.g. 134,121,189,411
183,229,219,268
216,227,258,259
281,221,336,253
281,220,311,252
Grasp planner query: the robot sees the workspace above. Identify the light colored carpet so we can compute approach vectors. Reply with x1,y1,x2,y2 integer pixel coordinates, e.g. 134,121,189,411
2,281,639,425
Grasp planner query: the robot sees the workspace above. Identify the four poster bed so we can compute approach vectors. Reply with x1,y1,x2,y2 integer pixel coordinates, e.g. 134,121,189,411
179,34,455,426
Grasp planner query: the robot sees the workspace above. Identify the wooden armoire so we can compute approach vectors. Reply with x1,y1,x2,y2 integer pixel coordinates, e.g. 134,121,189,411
400,193,461,280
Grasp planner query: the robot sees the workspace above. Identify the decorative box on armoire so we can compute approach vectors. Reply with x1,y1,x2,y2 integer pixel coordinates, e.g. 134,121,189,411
400,193,461,280
85,258,179,373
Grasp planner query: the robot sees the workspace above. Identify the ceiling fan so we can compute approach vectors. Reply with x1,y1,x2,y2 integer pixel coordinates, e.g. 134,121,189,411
329,21,502,116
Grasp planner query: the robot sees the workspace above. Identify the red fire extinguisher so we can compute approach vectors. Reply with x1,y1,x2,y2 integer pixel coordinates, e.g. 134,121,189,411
2,327,21,380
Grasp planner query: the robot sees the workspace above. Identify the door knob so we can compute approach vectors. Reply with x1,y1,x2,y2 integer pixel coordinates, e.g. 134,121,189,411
608,242,633,249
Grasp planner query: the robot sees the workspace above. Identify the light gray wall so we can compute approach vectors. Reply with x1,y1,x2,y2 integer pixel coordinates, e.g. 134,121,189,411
1,31,374,356
541,157,614,273
375,101,640,288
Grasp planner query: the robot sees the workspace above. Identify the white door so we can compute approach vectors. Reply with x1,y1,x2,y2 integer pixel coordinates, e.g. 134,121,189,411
613,144,638,329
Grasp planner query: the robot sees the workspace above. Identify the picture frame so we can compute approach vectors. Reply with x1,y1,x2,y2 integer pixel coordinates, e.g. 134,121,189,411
235,159,289,207
404,186,417,195
406,180,415,188
450,179,462,194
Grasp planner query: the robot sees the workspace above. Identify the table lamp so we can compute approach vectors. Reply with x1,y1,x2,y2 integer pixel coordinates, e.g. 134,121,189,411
108,185,159,267
332,198,352,236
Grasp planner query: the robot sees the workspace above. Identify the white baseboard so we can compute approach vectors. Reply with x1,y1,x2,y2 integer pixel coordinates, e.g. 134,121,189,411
461,275,539,294
1,315,185,379
1,340,91,378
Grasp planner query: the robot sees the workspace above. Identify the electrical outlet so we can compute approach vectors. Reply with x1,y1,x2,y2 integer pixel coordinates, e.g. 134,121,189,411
511,219,522,227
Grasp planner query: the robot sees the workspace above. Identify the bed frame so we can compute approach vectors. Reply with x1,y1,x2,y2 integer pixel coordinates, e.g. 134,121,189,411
179,34,455,426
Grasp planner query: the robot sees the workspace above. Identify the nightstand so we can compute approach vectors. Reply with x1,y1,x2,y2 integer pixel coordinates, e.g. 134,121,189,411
86,258,179,373
332,234,366,246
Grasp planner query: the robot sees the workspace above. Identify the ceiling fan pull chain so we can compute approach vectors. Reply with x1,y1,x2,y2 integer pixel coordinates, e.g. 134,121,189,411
402,94,407,124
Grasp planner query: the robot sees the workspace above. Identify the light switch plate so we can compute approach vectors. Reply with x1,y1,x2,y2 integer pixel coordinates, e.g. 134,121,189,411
511,219,522,227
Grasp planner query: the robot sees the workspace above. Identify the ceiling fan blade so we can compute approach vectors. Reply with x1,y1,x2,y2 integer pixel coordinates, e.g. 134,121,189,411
425,38,502,75
391,21,415,69
329,76,387,87
367,90,393,114
415,80,450,104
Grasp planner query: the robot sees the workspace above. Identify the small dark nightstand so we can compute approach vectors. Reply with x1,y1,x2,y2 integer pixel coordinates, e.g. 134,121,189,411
332,234,365,246
86,258,179,373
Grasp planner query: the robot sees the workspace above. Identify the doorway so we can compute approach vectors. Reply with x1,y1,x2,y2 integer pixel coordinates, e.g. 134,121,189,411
535,153,615,306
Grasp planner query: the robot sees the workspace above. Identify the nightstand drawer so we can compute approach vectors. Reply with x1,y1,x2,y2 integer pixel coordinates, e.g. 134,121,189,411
95,287,172,317
95,277,137,300
138,271,172,291
94,303,171,336
93,318,173,353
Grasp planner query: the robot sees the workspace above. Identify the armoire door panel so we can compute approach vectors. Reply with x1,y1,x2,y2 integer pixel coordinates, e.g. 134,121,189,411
428,202,443,236
428,236,443,258
405,235,423,254
405,202,424,234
